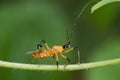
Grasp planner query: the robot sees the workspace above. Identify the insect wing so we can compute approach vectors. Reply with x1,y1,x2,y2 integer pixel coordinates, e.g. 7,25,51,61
26,51,37,54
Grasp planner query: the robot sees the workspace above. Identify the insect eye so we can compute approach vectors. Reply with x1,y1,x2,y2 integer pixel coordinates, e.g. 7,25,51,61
63,44,70,49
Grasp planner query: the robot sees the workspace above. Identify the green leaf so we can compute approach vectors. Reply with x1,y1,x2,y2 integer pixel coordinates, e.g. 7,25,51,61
91,0,120,13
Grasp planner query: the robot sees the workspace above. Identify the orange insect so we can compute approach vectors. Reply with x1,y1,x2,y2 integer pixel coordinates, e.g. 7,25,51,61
27,35,80,69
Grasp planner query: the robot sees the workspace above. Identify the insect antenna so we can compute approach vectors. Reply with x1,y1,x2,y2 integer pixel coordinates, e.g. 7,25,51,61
66,28,72,45
66,0,96,44
66,27,74,45
73,0,96,27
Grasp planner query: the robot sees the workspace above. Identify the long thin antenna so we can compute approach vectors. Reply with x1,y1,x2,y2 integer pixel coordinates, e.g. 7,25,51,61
66,27,73,44
67,0,96,44
73,0,95,26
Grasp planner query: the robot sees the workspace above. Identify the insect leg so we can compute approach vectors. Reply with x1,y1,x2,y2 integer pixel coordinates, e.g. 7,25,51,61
55,54,59,69
63,46,80,64
74,47,80,64
62,47,74,53
60,53,70,69
32,58,35,63
38,40,50,49
37,44,43,50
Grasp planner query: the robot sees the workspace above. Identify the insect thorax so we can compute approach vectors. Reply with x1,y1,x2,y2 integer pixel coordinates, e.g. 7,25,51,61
52,46,63,53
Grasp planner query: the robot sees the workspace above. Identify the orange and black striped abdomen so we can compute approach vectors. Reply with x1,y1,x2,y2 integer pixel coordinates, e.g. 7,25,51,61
32,50,54,58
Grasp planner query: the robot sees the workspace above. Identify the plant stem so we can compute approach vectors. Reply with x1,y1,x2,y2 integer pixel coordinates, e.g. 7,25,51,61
0,58,120,71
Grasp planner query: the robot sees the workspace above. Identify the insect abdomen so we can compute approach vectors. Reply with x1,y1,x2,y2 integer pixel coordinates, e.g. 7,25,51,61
32,50,53,58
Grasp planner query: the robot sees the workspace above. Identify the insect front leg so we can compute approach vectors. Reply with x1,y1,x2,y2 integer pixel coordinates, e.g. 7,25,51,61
74,47,80,64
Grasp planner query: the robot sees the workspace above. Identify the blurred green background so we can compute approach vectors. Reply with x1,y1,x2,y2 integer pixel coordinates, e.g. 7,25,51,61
0,0,120,80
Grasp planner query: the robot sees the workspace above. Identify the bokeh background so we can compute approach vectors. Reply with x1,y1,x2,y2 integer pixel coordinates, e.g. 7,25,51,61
0,0,120,80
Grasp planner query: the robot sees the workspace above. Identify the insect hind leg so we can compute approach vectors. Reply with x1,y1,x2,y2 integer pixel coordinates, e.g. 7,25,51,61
37,44,43,50
37,40,50,50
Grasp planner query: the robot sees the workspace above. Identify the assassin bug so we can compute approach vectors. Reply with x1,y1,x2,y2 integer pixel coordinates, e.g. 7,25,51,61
26,0,95,69
27,29,80,69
